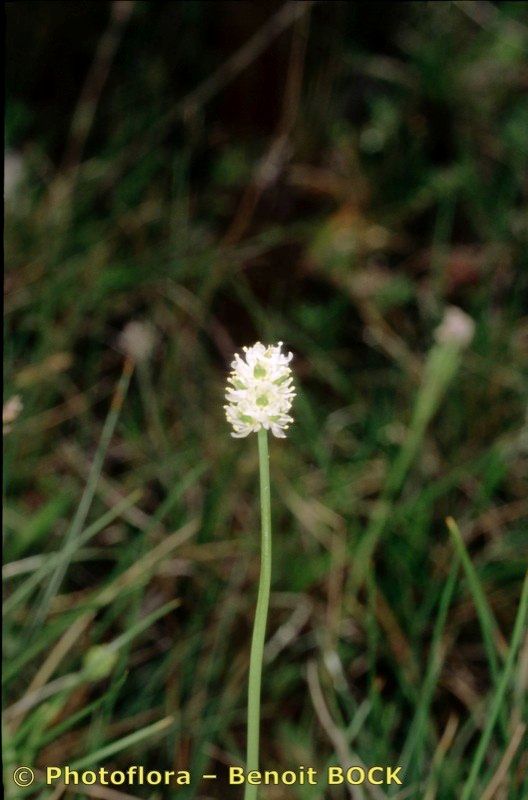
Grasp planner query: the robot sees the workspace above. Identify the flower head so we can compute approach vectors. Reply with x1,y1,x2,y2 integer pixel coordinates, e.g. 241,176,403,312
225,342,295,438
434,306,475,348
3,395,23,435
118,321,157,363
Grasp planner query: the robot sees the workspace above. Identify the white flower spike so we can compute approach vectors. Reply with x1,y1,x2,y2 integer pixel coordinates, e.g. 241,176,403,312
225,342,295,438
434,306,475,348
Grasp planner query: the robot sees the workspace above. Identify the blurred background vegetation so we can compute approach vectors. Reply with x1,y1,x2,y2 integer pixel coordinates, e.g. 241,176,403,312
4,1,528,798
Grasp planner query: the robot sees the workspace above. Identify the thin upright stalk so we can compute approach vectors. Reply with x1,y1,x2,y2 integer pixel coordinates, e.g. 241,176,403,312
461,570,528,800
244,429,272,799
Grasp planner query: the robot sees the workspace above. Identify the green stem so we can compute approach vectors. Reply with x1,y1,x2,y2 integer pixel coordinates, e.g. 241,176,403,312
244,429,272,800
461,569,528,800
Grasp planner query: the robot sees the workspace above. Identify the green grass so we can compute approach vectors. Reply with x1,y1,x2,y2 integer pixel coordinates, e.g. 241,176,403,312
4,2,528,799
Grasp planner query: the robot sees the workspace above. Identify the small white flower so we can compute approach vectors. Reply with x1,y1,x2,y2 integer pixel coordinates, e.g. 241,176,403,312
3,395,23,435
4,151,24,200
225,342,295,438
434,306,475,348
118,321,157,363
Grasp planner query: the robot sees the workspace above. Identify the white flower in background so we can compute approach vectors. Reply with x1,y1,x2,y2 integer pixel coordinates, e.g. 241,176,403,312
4,151,24,200
434,306,475,348
225,342,295,438
3,395,23,435
118,321,157,362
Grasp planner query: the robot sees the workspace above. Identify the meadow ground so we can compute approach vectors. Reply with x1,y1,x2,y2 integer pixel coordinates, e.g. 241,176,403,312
4,2,528,799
